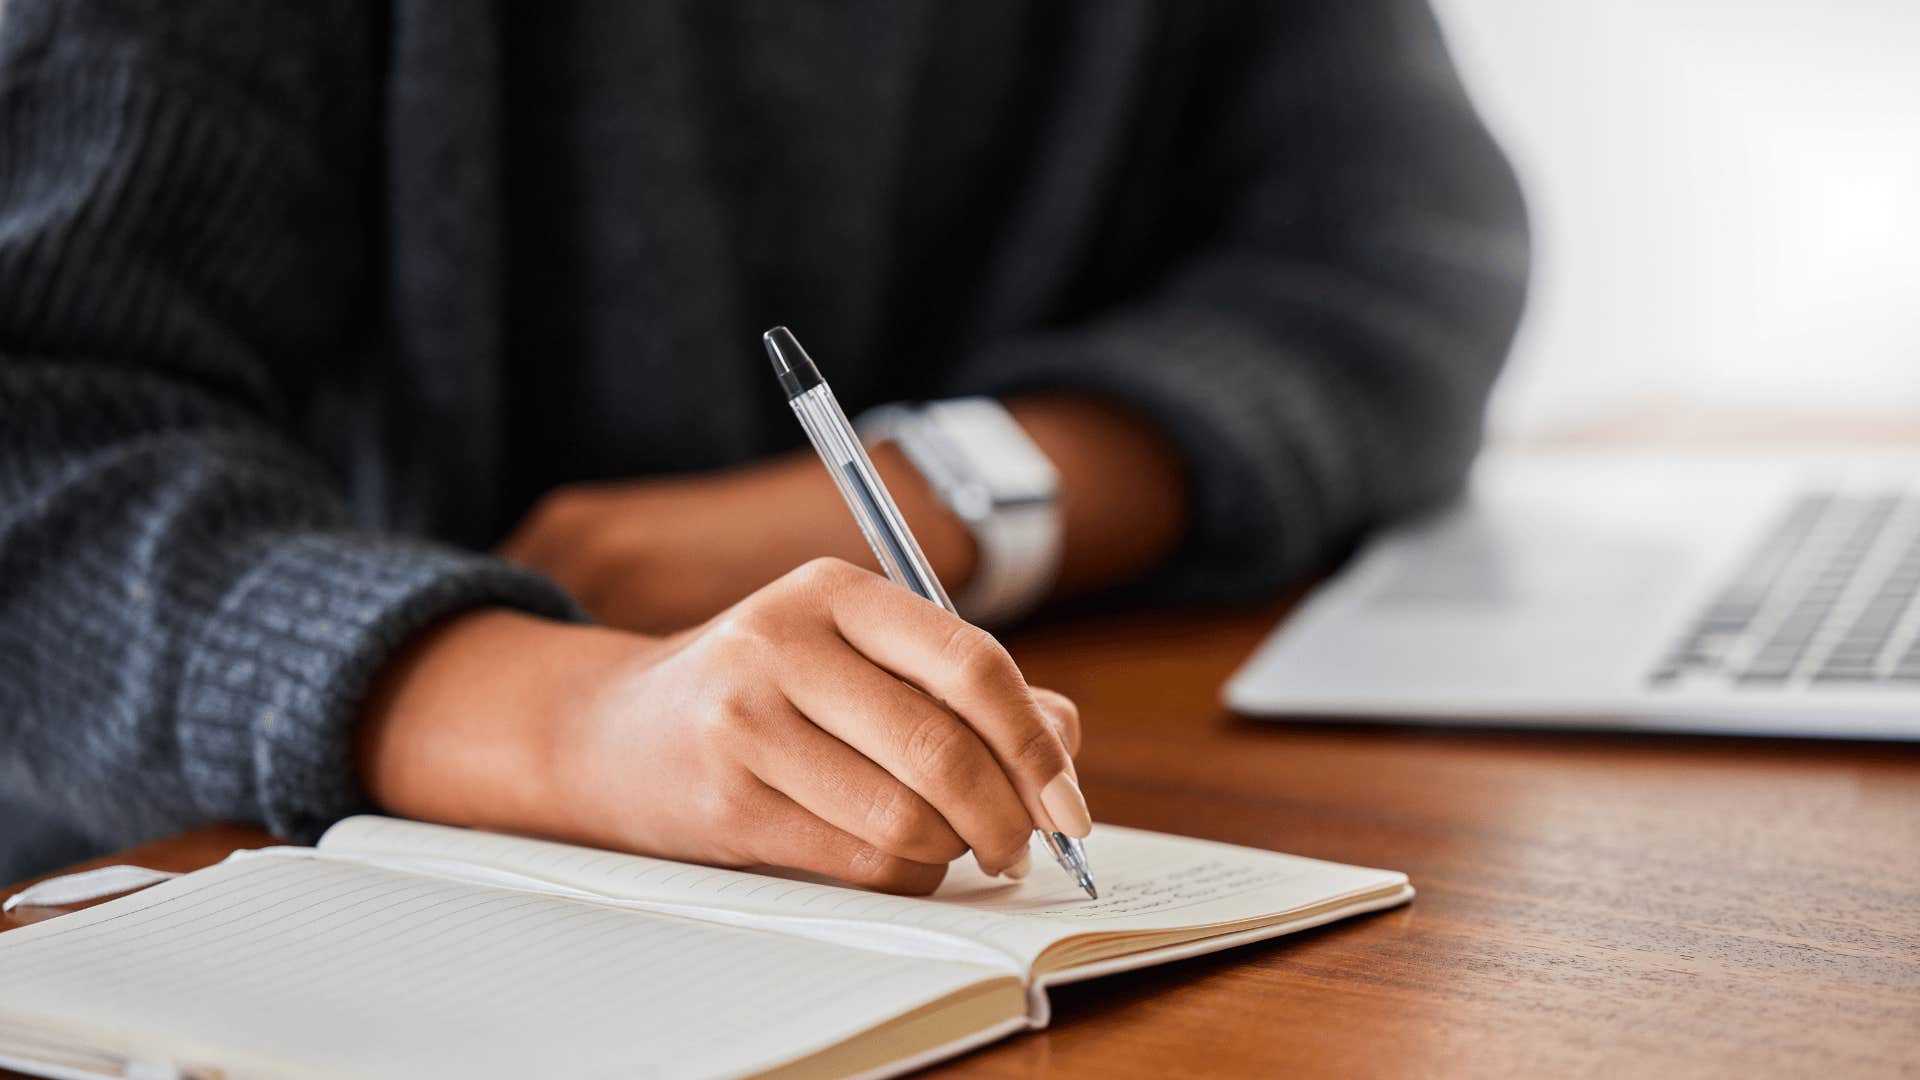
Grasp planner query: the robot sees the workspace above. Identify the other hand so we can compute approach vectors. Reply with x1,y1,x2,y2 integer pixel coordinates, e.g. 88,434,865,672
498,448,976,636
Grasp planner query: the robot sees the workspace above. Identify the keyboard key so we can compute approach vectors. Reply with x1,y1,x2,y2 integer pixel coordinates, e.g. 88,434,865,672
1815,660,1881,681
1649,490,1920,689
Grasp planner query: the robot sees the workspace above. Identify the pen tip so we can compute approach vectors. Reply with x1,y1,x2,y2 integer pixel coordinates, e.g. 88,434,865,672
1081,880,1098,901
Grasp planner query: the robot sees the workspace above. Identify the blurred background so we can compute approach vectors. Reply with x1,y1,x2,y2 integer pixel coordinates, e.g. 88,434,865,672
1431,0,1920,437
10,1,1906,437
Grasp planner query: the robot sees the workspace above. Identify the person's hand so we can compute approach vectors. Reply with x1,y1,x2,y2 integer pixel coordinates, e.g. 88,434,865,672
357,558,1086,895
498,447,977,636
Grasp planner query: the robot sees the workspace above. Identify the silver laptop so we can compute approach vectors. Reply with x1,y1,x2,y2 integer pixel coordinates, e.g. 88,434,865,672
1226,449,1920,739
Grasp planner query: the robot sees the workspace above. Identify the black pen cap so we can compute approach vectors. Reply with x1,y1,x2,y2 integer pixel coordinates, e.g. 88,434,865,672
764,326,824,400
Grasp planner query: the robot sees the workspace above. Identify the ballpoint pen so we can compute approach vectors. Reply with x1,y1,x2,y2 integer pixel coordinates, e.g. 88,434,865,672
764,325,1098,900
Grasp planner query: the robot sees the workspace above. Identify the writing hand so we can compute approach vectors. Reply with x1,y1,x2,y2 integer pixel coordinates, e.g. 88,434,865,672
358,558,1086,895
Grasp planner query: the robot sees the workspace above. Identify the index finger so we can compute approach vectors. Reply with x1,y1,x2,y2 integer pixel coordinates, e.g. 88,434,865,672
821,570,1091,840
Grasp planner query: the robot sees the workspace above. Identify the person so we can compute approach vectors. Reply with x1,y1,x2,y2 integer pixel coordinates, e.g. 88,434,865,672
0,1,1528,888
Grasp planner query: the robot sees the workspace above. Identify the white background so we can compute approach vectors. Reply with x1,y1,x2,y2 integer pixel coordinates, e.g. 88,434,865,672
1431,0,1920,436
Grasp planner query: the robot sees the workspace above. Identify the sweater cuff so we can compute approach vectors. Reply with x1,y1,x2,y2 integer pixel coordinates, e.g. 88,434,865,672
174,533,585,842
949,310,1339,605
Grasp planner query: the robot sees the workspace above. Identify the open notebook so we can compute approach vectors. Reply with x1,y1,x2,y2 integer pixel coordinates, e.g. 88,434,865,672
0,816,1410,1080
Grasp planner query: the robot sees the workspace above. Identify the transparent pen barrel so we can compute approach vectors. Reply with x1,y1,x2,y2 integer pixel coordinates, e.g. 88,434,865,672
790,383,1094,897
789,385,957,614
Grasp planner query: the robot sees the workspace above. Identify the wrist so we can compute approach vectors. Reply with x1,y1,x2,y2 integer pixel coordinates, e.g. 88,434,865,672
355,609,645,837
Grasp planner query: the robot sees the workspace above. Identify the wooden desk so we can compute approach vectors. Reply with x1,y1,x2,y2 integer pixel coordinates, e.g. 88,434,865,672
6,603,1919,1077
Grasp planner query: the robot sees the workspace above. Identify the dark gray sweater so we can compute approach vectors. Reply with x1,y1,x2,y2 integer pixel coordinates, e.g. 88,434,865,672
0,0,1527,879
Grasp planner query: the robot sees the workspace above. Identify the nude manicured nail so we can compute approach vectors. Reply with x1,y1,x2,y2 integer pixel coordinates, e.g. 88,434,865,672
1001,848,1031,880
1040,772,1093,838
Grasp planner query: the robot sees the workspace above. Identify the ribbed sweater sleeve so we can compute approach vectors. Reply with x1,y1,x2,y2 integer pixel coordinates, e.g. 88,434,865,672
0,2,579,847
947,1,1529,604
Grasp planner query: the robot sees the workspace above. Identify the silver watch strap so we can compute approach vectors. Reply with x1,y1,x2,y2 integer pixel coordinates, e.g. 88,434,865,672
859,399,1062,627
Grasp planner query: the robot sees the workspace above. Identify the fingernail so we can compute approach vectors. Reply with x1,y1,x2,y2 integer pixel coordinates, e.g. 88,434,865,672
1040,772,1093,839
1001,848,1031,880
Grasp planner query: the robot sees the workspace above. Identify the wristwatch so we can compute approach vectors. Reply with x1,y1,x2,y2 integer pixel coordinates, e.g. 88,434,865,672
857,398,1062,627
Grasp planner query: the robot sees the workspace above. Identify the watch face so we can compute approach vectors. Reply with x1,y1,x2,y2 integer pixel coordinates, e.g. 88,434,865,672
951,482,995,523
959,447,1055,507
992,457,1058,505
931,401,1058,506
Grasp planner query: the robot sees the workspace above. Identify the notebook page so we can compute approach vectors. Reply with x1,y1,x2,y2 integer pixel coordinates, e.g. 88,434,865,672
0,853,1011,1079
922,826,1408,961
321,817,1402,969
318,817,1029,969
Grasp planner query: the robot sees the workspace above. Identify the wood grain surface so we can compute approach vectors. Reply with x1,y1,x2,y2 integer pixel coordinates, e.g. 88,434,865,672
6,601,1918,1078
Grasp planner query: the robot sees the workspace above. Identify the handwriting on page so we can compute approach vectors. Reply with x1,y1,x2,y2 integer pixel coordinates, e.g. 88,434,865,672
956,860,1289,921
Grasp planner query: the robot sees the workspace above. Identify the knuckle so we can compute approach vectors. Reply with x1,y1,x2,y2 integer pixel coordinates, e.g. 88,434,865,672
1007,718,1068,776
702,609,782,664
863,784,918,853
790,556,859,593
901,711,969,780
942,623,1016,688
706,616,761,655
843,842,898,888
717,593,781,636
864,786,957,860
697,692,762,744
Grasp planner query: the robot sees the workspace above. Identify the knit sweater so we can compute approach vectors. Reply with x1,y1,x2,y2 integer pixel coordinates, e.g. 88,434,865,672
0,0,1528,879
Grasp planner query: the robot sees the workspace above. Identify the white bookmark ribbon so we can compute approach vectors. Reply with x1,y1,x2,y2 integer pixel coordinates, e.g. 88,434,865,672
3,864,180,913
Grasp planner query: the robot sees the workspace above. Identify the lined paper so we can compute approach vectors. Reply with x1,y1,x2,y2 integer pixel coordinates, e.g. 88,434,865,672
321,817,1405,966
0,855,1004,1079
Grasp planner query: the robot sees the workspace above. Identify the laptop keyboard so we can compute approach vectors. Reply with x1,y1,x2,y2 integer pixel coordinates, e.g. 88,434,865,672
1651,491,1920,688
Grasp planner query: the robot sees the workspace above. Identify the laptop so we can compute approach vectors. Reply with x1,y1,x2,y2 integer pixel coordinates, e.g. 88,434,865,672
1225,449,1920,739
